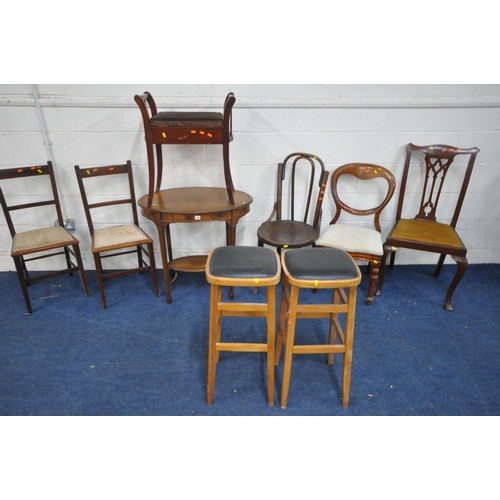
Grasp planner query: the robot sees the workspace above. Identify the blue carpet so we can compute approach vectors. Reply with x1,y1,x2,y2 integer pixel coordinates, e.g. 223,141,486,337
0,263,499,416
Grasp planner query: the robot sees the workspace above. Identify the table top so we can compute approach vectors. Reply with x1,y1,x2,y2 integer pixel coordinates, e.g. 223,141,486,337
138,187,253,214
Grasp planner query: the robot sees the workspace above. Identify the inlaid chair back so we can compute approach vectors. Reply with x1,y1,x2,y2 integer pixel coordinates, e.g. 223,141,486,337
0,162,89,314
316,163,396,305
74,161,159,309
257,152,329,252
375,143,480,310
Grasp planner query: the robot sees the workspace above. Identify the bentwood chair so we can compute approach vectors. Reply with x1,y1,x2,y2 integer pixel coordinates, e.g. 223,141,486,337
257,153,329,252
0,162,89,314
275,247,362,408
375,143,479,311
316,163,396,305
74,161,159,309
134,91,236,205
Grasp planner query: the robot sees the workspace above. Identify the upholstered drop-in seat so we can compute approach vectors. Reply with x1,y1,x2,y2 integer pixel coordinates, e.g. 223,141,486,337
92,224,155,252
390,219,464,248
316,224,384,256
12,226,78,255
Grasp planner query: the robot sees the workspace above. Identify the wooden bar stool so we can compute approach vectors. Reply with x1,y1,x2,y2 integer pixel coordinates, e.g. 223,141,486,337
276,247,362,409
205,246,281,406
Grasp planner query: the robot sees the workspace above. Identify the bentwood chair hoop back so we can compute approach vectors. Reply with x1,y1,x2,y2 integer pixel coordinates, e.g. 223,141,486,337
0,162,89,314
74,160,159,309
316,163,396,305
375,143,480,311
257,152,329,252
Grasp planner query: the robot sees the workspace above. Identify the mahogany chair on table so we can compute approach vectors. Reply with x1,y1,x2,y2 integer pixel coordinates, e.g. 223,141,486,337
74,161,159,309
0,162,89,314
134,91,236,205
375,143,480,311
257,152,329,252
316,163,396,305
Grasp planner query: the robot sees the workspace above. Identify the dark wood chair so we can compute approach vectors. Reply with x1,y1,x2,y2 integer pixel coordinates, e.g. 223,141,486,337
316,163,396,305
257,152,329,252
74,161,159,309
375,143,480,311
134,91,236,205
0,162,89,314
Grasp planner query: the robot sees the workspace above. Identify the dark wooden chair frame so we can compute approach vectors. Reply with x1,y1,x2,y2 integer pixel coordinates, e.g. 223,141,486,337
375,143,480,311
74,161,159,309
257,152,329,252
134,91,236,206
318,163,396,305
0,162,89,314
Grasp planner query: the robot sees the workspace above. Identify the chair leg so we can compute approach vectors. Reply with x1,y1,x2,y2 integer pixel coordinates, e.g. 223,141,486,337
375,245,392,296
365,259,380,305
275,279,289,365
73,244,89,298
94,253,107,309
434,253,446,277
328,288,340,365
13,255,32,314
444,255,468,311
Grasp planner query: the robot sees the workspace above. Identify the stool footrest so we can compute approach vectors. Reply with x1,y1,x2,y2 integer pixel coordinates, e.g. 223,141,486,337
216,342,269,353
296,303,349,316
292,345,346,355
219,302,269,316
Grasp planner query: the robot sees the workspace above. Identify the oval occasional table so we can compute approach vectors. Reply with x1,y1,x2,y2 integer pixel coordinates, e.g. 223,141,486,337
138,186,253,303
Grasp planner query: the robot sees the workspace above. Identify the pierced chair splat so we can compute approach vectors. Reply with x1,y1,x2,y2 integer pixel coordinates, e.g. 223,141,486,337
257,152,329,252
316,163,396,305
0,162,89,314
74,161,159,309
375,143,480,311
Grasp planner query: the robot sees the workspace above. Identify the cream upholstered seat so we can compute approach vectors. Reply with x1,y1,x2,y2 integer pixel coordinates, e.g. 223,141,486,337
316,163,396,305
316,224,384,256
0,162,89,314
74,161,159,309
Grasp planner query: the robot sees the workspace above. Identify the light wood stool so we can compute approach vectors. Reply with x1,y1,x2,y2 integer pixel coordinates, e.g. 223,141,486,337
276,247,362,408
206,246,281,405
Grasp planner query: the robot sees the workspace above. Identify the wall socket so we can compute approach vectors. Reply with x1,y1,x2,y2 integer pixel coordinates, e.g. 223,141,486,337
54,219,76,232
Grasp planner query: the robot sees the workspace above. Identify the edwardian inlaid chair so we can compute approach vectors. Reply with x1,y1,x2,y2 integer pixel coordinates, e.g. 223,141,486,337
257,152,329,252
375,143,479,311
74,161,159,309
0,162,89,314
316,163,396,305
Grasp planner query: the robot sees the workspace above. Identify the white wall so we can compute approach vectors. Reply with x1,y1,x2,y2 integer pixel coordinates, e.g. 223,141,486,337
1,84,500,271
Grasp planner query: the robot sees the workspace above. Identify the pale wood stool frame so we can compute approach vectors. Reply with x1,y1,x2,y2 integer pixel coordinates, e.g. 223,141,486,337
205,247,281,406
276,250,361,409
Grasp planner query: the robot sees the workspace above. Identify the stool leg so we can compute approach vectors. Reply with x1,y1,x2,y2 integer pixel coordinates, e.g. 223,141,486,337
275,279,289,365
266,285,276,406
328,288,341,365
341,286,358,408
280,283,299,409
207,284,222,404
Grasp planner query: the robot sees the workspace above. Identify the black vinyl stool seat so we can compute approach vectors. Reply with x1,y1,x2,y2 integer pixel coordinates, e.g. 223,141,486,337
206,246,281,405
276,247,362,408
